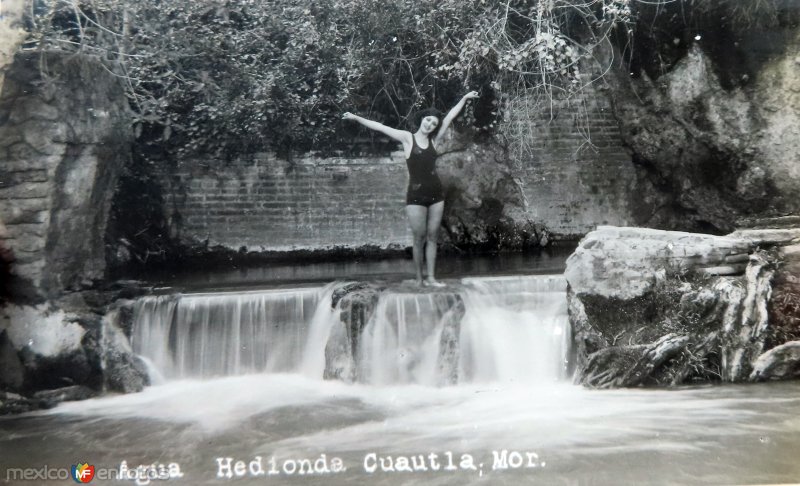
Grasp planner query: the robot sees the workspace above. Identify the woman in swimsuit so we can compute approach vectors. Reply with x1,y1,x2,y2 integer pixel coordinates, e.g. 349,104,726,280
343,91,479,286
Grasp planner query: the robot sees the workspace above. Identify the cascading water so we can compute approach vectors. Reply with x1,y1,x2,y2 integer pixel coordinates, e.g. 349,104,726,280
131,275,570,385
132,286,327,378
11,274,800,486
459,276,570,384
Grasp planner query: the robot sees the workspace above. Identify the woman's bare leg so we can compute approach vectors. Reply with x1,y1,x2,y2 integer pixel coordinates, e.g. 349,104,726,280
424,201,445,286
406,205,428,285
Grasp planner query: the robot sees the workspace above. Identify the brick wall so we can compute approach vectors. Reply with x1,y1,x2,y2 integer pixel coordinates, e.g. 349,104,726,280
161,89,636,251
162,153,412,251
511,91,634,237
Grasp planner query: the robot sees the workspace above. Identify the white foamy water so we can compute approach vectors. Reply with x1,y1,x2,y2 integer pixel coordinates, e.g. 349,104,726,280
131,275,570,386
20,375,800,486
131,286,324,377
5,275,798,485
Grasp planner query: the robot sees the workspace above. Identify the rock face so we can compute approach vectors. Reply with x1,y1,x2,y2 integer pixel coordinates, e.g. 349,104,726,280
0,296,149,413
751,341,800,381
611,30,800,233
101,310,150,393
0,51,132,300
437,139,551,251
0,329,24,390
0,52,144,410
567,225,800,388
325,282,383,382
324,281,466,385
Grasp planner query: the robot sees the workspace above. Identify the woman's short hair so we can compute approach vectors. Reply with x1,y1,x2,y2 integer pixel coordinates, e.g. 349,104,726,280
413,107,444,137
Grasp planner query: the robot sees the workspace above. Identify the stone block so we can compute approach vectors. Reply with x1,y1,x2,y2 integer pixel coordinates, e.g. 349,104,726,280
1,209,47,225
4,236,45,253
0,128,24,148
0,181,50,199
0,198,48,214
21,120,67,155
5,223,47,238
8,98,60,123
7,261,43,287
5,170,48,184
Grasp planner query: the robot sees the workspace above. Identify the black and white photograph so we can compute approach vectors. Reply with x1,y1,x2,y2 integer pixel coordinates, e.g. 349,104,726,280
1,0,799,484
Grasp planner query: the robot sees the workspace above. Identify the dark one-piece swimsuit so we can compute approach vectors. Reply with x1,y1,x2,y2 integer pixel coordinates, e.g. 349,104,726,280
406,136,444,207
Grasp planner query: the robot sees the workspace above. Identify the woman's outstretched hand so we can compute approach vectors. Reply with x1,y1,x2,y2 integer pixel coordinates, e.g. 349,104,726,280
342,112,356,120
463,91,479,100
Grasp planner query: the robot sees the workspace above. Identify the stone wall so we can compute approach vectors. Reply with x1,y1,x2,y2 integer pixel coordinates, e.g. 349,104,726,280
0,52,132,299
0,53,131,296
161,153,411,251
511,92,635,236
0,52,145,410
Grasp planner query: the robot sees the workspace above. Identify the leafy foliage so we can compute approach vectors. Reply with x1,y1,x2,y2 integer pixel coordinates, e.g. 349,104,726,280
23,0,638,160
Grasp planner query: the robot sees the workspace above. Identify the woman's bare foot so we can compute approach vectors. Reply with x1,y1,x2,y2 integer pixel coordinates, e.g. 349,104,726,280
425,278,446,288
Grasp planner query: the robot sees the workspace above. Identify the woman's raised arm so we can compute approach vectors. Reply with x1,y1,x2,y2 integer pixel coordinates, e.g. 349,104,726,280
434,91,479,147
342,112,411,146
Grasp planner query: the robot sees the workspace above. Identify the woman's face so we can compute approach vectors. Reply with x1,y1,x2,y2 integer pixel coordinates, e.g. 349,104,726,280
419,116,439,135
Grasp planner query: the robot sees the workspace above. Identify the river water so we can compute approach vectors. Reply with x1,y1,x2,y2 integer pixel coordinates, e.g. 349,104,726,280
1,256,799,485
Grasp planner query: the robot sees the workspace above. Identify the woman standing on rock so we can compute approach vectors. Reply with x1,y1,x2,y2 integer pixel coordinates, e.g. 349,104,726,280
343,91,479,286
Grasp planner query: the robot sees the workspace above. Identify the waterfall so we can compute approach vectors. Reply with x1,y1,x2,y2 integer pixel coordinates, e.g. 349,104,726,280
131,275,570,385
459,276,570,384
131,286,325,378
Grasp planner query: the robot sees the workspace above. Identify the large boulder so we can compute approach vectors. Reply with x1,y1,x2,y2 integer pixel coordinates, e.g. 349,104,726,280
324,281,466,385
567,225,800,388
751,341,800,381
0,304,96,390
0,296,149,408
101,310,150,393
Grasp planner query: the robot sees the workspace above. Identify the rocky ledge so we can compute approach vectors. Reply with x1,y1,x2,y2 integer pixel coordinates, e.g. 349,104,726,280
566,222,800,388
0,284,151,415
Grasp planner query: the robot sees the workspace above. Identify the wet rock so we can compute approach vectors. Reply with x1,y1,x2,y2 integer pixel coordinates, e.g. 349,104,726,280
580,334,689,388
33,385,96,405
718,255,775,381
566,226,752,300
0,329,24,391
0,391,38,415
568,225,797,387
750,341,800,381
105,354,149,393
102,313,149,393
325,281,468,385
325,283,382,382
435,298,465,386
22,348,95,391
